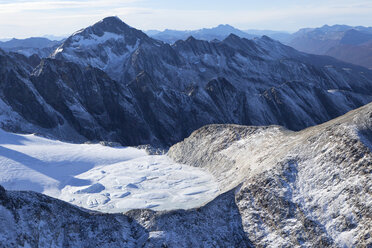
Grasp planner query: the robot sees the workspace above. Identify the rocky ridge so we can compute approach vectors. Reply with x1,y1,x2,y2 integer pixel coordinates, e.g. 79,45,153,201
1,102,371,247
0,17,371,146
168,102,372,247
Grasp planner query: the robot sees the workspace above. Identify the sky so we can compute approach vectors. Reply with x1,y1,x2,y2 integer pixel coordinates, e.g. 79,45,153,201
0,0,371,39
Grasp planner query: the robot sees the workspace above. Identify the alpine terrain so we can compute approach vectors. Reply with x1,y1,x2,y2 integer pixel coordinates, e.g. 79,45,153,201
0,17,371,147
1,99,371,247
0,15,371,248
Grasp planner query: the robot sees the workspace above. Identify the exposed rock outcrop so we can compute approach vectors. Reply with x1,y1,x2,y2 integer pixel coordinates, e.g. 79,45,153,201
169,102,372,247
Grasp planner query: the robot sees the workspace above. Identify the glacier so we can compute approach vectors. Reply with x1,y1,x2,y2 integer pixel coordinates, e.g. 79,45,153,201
0,129,218,213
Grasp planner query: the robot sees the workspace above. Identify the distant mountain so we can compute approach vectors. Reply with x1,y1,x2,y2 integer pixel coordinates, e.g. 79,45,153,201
42,34,67,41
0,17,371,147
289,25,372,69
0,37,59,49
339,29,372,45
146,24,256,43
145,30,161,36
244,29,293,43
0,37,63,58
289,25,372,54
146,27,295,44
325,40,372,70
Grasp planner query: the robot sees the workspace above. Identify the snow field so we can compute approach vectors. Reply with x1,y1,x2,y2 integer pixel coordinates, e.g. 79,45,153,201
0,129,218,213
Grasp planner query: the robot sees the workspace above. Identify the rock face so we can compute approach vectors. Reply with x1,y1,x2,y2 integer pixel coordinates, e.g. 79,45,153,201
169,102,372,247
0,49,55,130
1,102,371,247
30,59,151,145
0,49,85,141
0,185,251,247
1,17,372,146
0,186,139,247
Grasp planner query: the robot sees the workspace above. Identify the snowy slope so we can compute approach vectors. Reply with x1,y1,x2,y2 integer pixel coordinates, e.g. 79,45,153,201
1,102,371,247
52,16,156,81
0,129,218,213
169,102,372,247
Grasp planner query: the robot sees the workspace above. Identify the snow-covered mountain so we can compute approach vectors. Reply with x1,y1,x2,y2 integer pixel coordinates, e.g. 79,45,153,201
0,16,371,247
52,17,156,81
1,16,372,147
1,102,371,247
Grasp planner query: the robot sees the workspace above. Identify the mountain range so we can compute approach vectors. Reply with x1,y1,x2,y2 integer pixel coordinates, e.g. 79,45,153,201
145,24,256,43
3,23,371,70
0,16,371,247
0,17,371,147
146,26,293,44
147,24,372,69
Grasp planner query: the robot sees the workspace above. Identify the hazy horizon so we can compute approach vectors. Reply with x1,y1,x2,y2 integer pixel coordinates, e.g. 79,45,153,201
0,0,371,39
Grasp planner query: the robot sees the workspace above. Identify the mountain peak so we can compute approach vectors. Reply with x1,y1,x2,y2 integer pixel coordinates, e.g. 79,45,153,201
100,16,123,25
216,24,234,29
102,16,121,21
224,33,241,41
186,36,197,42
51,16,152,76
56,16,149,49
261,35,274,41
88,16,132,35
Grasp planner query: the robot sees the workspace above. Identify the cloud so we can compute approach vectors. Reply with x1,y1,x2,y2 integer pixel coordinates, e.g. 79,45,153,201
0,0,142,37
0,0,141,13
